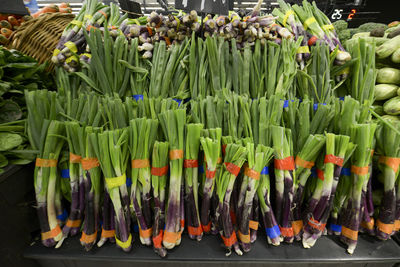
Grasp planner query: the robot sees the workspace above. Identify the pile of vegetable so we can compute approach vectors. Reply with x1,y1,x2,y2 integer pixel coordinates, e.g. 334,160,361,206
0,46,53,173
0,14,32,45
32,3,72,19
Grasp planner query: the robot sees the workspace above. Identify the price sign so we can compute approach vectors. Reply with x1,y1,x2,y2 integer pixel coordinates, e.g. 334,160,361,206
175,0,229,15
347,9,357,20
331,9,343,20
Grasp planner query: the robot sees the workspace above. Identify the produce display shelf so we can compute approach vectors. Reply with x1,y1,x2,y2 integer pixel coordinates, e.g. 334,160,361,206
25,232,400,267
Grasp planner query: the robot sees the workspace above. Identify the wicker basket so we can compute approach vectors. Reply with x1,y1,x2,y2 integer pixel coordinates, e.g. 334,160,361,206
9,13,74,71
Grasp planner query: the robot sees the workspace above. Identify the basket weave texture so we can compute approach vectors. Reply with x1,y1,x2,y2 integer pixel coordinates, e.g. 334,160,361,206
9,13,74,71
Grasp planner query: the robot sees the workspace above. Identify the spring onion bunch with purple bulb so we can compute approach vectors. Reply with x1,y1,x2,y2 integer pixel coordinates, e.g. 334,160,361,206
159,109,186,249
215,143,248,256
90,128,131,251
25,90,66,248
237,143,274,252
340,123,376,254
184,124,204,241
151,141,169,257
129,118,158,246
375,119,400,240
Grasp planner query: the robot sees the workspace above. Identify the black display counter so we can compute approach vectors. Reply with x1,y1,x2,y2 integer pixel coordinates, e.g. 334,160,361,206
25,232,400,267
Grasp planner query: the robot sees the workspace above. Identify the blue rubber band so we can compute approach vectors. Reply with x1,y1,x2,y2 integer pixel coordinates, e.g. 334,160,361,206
57,209,68,221
126,177,132,187
199,165,204,174
283,100,289,108
266,225,281,239
341,167,351,176
261,166,269,175
330,223,342,232
311,167,317,177
314,103,327,111
61,169,70,178
100,220,103,227
133,94,144,101
173,98,182,106
339,97,345,101
133,224,139,233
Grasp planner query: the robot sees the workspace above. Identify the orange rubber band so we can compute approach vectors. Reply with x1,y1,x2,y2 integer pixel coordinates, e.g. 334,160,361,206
66,219,81,228
81,158,99,170
224,162,241,176
206,169,216,179
249,220,259,230
131,159,150,168
394,220,400,231
41,225,61,240
274,156,295,170
163,231,180,244
376,220,394,235
341,226,358,241
153,230,163,248
80,231,97,243
351,165,369,176
35,158,57,167
70,153,82,163
324,154,344,167
379,156,400,173
317,169,324,181
184,159,199,168
86,25,97,31
139,227,153,238
308,217,326,231
361,218,375,230
188,226,203,236
169,149,183,160
180,219,185,229
292,220,303,236
279,226,294,237
202,222,211,232
295,156,314,169
164,36,171,45
151,166,168,176
221,231,237,247
245,167,260,180
99,10,107,19
101,228,115,238
238,230,250,243
147,26,153,36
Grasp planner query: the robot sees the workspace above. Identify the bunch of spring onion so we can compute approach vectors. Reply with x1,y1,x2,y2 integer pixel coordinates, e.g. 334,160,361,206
90,128,131,251
340,123,376,254
184,124,204,241
237,143,274,252
25,90,65,247
375,119,400,240
129,118,158,246
215,143,248,256
291,0,351,64
151,141,169,257
159,109,186,249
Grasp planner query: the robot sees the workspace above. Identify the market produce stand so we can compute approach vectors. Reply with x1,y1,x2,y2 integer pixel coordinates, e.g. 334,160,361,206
24,233,400,267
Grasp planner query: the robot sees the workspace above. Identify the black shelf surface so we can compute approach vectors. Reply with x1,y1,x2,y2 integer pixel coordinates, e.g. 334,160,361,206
25,232,400,265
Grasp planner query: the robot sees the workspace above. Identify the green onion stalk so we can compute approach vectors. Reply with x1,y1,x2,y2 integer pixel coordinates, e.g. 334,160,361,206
79,126,103,251
271,126,295,243
57,152,71,225
340,123,376,254
292,134,326,240
302,134,350,248
360,142,375,236
216,143,248,256
90,129,131,251
159,109,186,249
237,143,274,252
97,186,116,247
25,90,64,247
151,141,169,257
129,118,158,246
184,124,204,240
375,120,400,240
199,129,222,234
